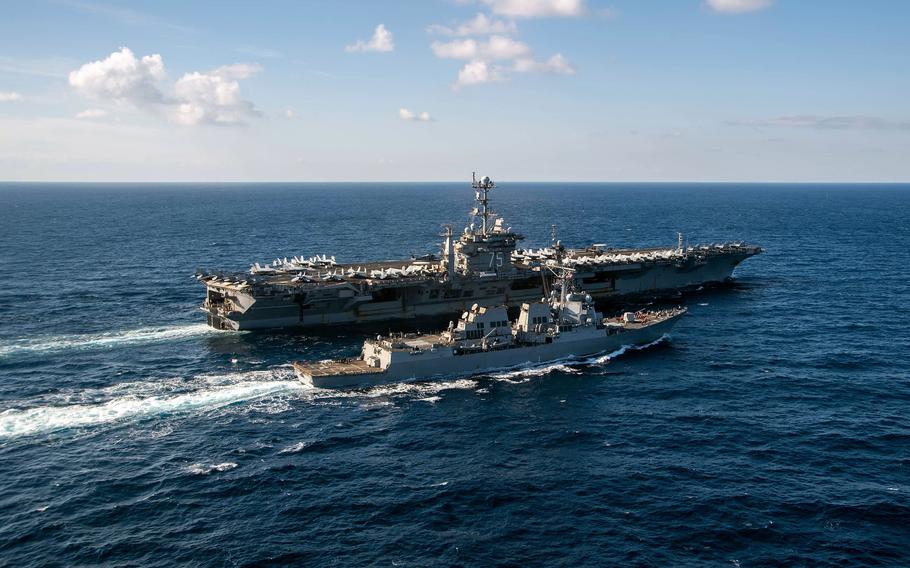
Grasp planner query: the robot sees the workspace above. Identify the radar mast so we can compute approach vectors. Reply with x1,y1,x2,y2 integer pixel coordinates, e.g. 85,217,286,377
471,172,496,236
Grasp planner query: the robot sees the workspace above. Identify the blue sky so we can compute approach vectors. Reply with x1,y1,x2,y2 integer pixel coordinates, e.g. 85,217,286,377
1,0,908,182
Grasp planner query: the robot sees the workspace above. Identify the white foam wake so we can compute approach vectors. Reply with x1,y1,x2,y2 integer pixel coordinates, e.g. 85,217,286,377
188,462,238,475
0,336,672,440
489,361,583,381
0,379,300,439
487,334,671,381
0,366,483,440
0,324,223,359
278,441,311,454
322,378,479,400
587,334,670,365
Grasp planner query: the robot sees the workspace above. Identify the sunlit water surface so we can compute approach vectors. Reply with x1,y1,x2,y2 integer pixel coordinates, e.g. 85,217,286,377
1,183,908,566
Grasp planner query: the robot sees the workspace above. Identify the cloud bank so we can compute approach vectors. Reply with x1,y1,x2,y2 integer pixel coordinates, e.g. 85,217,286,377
68,47,261,125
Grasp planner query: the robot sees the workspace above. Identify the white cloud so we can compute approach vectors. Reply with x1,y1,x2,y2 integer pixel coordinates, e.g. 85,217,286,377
399,108,433,121
345,24,395,53
456,60,506,87
705,0,772,13
432,35,574,87
513,53,576,74
68,47,166,106
432,38,478,60
172,65,261,126
428,13,518,36
68,48,261,126
75,108,108,119
481,0,587,18
0,91,23,102
432,36,531,61
481,35,532,59
429,5,580,87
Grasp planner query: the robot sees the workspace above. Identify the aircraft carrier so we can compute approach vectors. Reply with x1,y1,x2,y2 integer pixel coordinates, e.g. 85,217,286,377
197,176,761,331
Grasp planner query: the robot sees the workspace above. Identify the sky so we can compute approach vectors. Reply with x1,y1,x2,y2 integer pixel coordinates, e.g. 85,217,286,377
0,0,908,182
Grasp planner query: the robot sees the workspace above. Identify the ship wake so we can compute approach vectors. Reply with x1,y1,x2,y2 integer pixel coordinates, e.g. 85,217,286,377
588,334,670,365
0,324,226,359
0,336,671,440
0,368,479,440
320,379,479,401
0,370,301,439
487,334,671,381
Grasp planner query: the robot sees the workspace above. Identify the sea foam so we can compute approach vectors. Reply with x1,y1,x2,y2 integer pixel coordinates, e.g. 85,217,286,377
0,378,300,439
488,334,671,380
0,368,477,439
324,378,479,400
0,336,670,440
0,324,223,359
188,462,238,475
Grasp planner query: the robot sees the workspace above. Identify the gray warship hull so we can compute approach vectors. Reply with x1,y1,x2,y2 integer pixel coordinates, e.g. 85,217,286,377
202,247,753,331
295,309,682,389
199,175,760,331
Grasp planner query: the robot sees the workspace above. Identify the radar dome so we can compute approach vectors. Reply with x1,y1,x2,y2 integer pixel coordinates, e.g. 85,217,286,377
480,176,492,185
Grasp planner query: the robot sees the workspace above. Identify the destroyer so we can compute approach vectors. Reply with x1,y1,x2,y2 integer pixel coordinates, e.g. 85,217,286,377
198,175,759,330
294,272,685,389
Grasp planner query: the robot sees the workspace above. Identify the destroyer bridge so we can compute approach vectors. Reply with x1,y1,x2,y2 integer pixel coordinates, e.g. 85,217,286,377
295,307,683,382
292,273,687,390
198,175,761,331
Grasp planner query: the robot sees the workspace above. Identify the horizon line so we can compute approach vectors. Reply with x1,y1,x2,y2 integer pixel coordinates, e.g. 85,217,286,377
2,180,910,185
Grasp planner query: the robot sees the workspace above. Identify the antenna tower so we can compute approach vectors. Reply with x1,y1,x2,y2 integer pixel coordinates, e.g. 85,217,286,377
471,172,496,235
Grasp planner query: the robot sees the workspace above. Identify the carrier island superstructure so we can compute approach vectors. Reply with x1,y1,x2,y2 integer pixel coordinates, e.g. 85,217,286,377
198,176,761,331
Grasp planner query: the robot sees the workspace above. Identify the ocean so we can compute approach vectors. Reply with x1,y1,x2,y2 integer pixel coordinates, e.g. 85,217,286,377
1,182,908,566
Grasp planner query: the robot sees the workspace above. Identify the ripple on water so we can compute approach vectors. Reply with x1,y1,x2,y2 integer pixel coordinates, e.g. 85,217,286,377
2,184,909,566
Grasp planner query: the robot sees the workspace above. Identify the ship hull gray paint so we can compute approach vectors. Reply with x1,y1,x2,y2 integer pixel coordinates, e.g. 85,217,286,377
302,315,679,389
207,252,750,331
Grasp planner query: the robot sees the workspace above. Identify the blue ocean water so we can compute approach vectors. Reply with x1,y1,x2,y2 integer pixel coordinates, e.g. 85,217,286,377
1,182,909,566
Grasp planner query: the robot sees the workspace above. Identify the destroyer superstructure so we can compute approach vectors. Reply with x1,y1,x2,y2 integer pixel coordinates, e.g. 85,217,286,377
294,272,685,389
198,175,760,330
